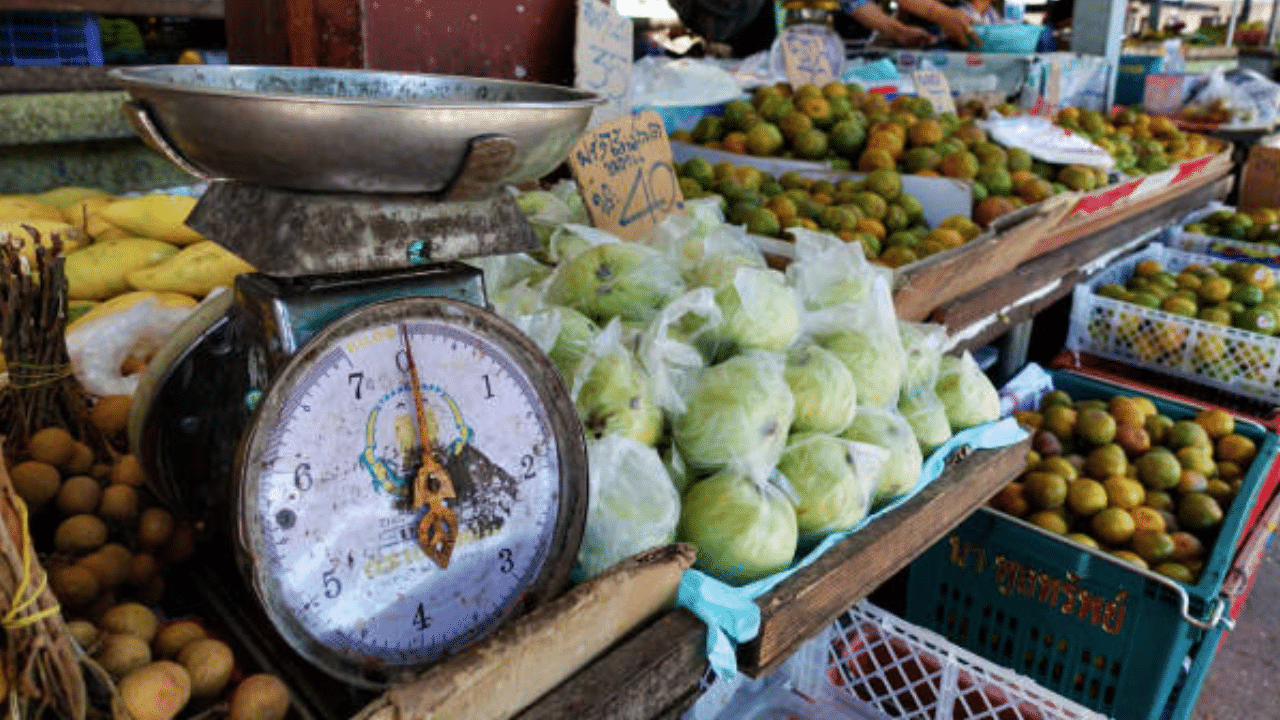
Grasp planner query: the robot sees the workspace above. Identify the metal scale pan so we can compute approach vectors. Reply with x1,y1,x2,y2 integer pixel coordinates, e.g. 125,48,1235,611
111,65,601,195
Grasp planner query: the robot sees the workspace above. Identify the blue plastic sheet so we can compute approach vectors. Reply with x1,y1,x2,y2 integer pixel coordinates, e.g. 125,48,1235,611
676,416,1029,679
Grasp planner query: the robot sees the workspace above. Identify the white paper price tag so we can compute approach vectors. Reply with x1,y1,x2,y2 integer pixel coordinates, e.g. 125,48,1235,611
912,69,956,115
575,0,633,126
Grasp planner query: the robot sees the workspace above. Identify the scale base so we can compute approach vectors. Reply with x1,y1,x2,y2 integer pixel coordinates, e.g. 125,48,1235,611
188,182,538,278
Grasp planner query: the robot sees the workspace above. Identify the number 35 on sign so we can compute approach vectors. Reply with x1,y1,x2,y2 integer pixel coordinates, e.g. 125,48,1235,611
568,110,686,240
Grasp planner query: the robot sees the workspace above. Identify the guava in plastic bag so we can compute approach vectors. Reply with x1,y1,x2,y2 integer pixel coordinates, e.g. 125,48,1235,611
654,207,768,291
492,277,550,319
811,273,906,409
899,321,948,391
841,404,924,508
572,320,664,446
465,252,552,294
637,288,723,415
785,228,883,310
546,240,685,324
936,350,1001,431
897,386,953,456
673,350,794,481
678,470,798,586
577,434,681,579
784,342,857,435
777,433,886,548
707,267,801,358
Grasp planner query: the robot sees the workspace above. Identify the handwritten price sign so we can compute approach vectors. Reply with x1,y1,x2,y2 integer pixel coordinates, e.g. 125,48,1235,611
781,27,840,88
911,69,956,115
568,110,685,240
575,0,632,126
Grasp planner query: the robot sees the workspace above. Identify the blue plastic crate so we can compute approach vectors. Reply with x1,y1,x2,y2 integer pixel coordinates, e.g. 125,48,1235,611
0,12,103,67
905,369,1278,720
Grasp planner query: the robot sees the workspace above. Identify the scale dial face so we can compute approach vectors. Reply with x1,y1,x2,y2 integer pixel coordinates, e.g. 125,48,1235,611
236,297,587,688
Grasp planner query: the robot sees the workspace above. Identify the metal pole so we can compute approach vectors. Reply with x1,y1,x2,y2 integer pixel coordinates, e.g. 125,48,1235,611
1150,0,1163,31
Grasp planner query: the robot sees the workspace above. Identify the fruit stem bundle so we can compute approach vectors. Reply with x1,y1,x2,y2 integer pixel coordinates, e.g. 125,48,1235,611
0,238,107,461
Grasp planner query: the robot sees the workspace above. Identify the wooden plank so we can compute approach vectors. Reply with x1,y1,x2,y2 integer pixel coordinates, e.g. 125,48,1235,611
0,0,224,17
512,610,708,720
934,175,1234,344
351,545,695,720
738,438,1032,676
0,66,119,94
893,196,1075,321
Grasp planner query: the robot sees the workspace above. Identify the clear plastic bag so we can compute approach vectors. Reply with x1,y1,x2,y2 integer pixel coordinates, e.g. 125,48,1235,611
777,433,887,549
673,350,795,482
785,228,882,311
678,469,799,586
1185,67,1280,127
784,342,857,435
898,321,948,391
571,319,664,446
546,239,686,324
897,386,953,456
464,252,551,294
706,267,801,359
65,291,201,397
897,321,952,455
840,404,924,508
936,350,1002,431
505,305,601,381
809,273,906,409
652,206,768,292
637,288,723,415
577,433,681,579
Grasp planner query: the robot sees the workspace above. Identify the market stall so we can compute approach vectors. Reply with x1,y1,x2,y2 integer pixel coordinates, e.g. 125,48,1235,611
4,0,1280,718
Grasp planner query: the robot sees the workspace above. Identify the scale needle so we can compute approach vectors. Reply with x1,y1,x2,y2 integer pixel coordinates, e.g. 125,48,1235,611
400,325,458,569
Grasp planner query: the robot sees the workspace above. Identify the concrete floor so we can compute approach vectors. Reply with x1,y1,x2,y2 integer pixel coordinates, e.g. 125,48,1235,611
1192,537,1280,720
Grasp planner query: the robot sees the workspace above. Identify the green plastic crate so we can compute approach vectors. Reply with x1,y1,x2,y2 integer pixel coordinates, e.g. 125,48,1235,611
905,370,1278,720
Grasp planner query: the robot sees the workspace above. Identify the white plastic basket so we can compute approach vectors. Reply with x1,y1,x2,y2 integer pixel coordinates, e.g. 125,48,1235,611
1066,243,1280,404
825,602,1106,720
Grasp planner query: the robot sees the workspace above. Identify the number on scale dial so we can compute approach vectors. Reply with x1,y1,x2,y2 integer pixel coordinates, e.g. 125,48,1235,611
237,299,584,687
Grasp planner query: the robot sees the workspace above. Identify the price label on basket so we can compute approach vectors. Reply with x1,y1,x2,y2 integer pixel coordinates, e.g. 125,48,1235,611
912,69,956,115
781,28,840,88
574,0,632,126
568,110,685,240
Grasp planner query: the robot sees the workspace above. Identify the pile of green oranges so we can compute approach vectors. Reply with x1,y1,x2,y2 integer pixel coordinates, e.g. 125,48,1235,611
992,389,1259,584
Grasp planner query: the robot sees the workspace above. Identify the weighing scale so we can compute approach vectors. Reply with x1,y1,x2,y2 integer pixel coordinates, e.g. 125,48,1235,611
113,66,601,697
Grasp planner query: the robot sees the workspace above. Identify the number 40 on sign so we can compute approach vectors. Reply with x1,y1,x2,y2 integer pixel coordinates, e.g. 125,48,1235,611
568,110,686,240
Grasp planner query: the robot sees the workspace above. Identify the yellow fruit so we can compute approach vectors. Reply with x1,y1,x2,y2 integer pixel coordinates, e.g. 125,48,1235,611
1130,529,1176,564
1216,433,1257,464
1104,476,1145,509
65,238,181,301
62,194,122,240
68,291,199,333
1169,531,1206,562
0,196,67,222
1154,562,1195,584
101,195,205,246
1027,509,1069,534
1066,478,1108,516
989,483,1030,517
1110,550,1149,569
1066,532,1099,549
1023,472,1068,509
1130,506,1167,532
0,220,89,263
33,187,108,210
1091,507,1136,545
127,241,253,298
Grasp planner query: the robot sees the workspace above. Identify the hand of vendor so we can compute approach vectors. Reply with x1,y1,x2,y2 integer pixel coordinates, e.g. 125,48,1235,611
931,5,981,47
894,0,981,47
888,22,935,48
